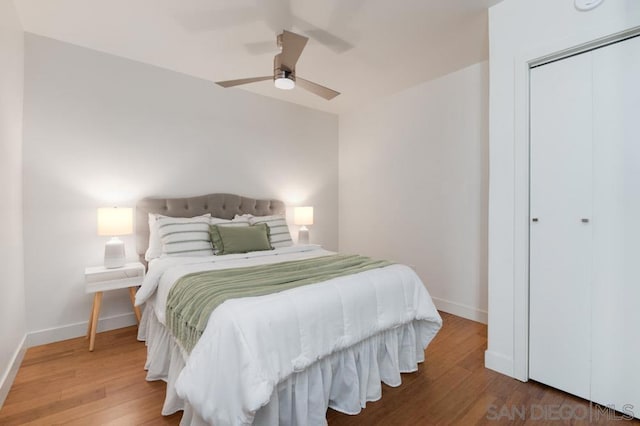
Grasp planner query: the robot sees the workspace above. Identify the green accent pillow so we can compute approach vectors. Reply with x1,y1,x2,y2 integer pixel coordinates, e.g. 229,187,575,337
209,223,273,255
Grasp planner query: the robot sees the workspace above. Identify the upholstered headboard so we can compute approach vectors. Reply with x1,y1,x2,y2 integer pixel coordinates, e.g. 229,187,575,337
135,193,285,264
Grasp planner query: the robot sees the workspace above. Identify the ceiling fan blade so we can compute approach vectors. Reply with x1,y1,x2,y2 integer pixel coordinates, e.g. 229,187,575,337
244,41,278,55
280,30,308,71
294,15,355,54
303,28,353,54
296,77,340,100
215,76,272,88
261,0,293,33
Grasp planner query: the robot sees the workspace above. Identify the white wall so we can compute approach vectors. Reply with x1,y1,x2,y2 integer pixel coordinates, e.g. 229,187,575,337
487,0,640,379
22,34,339,345
339,62,489,323
0,0,27,407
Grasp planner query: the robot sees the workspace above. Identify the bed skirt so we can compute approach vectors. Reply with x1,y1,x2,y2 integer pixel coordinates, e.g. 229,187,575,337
138,305,434,426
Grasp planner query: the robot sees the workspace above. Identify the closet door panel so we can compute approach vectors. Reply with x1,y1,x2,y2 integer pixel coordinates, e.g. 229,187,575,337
529,52,593,400
591,35,640,417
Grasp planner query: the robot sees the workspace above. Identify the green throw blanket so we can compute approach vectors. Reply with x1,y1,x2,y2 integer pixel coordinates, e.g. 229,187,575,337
166,254,393,353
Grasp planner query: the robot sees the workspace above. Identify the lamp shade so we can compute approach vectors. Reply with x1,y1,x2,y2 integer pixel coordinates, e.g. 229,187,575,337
97,207,133,236
294,206,314,226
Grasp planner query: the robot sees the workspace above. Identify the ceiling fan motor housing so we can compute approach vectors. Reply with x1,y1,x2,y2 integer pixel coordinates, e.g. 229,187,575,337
274,55,295,81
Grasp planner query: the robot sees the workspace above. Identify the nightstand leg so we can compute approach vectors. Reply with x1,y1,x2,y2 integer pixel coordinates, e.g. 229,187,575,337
89,291,103,352
86,300,96,338
128,287,141,323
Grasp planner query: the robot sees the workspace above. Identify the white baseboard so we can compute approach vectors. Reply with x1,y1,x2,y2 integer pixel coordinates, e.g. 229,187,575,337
0,334,27,408
485,350,515,378
432,296,488,324
27,312,137,347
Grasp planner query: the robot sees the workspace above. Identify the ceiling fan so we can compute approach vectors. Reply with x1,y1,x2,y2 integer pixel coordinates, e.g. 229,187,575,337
215,30,340,100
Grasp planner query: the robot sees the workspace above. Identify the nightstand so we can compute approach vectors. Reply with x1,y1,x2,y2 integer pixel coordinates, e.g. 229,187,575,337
85,261,145,351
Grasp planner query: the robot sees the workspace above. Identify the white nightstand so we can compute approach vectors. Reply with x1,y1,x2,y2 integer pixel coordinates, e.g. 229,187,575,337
85,261,145,351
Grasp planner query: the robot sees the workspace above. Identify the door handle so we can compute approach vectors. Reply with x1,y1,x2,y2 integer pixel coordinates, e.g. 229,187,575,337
532,218,539,222
581,218,589,223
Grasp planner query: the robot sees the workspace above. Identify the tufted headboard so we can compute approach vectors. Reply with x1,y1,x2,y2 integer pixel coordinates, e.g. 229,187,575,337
135,193,285,265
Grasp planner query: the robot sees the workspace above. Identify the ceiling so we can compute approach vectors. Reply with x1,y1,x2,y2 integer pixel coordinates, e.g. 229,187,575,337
14,0,501,114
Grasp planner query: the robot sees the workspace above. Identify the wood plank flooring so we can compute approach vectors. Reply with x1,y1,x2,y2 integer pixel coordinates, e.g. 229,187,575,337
1,312,636,425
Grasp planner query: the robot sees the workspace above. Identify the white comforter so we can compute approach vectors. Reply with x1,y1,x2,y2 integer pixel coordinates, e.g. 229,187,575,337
136,245,442,425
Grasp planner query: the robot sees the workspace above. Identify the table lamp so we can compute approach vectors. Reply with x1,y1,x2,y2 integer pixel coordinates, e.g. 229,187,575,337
97,207,133,268
294,206,313,244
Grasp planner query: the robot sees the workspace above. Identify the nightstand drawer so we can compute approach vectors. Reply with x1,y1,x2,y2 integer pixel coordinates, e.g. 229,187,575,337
85,276,143,293
84,262,145,294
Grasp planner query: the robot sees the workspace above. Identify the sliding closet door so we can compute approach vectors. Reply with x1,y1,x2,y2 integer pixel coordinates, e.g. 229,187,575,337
590,35,640,415
528,52,593,400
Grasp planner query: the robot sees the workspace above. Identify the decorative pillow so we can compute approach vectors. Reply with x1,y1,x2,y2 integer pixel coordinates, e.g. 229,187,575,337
146,213,211,261
157,215,214,257
210,216,249,252
247,214,293,248
209,223,273,255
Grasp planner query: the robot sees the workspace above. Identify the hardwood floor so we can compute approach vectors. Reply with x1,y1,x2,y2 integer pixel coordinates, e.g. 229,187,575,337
1,312,636,425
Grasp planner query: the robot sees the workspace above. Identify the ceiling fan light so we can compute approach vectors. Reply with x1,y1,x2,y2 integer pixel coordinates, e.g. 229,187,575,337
274,77,295,90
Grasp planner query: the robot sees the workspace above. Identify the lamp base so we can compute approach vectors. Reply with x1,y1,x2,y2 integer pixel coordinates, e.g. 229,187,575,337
104,237,126,269
298,227,310,244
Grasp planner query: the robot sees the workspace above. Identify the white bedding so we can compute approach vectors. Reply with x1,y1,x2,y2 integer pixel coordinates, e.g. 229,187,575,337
136,245,442,425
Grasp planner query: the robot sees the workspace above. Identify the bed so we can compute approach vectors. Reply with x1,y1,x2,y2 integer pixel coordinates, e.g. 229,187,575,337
134,193,442,426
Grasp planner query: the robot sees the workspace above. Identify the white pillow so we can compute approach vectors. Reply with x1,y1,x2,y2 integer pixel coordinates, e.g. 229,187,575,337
212,216,250,226
145,213,211,261
233,213,253,220
246,214,293,248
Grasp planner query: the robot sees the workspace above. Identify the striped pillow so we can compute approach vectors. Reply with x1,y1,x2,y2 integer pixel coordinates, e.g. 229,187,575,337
146,213,211,261
158,216,213,257
247,215,293,248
